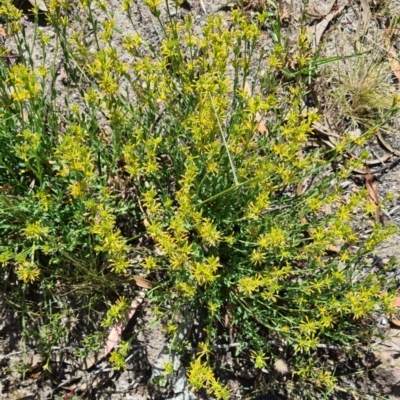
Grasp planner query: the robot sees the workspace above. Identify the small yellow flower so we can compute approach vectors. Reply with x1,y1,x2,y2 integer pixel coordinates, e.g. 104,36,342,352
251,350,269,369
102,296,130,327
163,360,175,375
69,180,87,200
175,281,196,298
22,221,49,240
144,0,162,12
109,341,130,371
191,256,221,286
198,218,221,247
0,249,13,265
16,261,40,283
238,274,262,296
142,256,158,271
257,226,286,249
197,341,213,359
249,249,266,265
34,191,52,211
165,322,178,336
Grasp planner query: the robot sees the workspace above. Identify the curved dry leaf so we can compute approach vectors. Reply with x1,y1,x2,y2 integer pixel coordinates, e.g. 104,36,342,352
365,172,379,205
26,0,48,12
104,294,144,356
377,132,400,156
132,275,153,289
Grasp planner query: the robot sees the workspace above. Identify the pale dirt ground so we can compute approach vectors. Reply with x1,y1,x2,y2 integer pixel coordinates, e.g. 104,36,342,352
1,0,400,399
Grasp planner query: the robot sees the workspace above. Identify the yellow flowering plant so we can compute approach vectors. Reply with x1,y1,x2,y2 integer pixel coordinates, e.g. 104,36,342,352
0,1,398,399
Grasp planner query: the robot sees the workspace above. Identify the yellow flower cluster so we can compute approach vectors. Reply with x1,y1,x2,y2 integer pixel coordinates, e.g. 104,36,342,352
90,202,130,273
22,221,49,241
109,340,130,370
102,296,130,327
15,130,41,162
238,264,292,301
7,65,42,102
187,358,229,399
55,124,94,178
0,0,22,32
16,260,40,283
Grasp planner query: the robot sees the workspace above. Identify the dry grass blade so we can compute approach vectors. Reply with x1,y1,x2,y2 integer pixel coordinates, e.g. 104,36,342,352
328,49,396,128
104,294,145,356
359,0,371,37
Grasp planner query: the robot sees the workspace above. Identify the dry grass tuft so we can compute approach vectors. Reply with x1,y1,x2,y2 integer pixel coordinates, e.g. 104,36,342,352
327,50,397,128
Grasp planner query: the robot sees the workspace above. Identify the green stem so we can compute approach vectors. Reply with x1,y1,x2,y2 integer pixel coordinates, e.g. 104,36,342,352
209,93,239,186
197,175,261,206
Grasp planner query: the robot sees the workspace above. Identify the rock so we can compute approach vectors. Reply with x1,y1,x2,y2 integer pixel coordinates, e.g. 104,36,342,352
149,311,193,387
173,367,188,394
372,328,400,396
149,345,182,385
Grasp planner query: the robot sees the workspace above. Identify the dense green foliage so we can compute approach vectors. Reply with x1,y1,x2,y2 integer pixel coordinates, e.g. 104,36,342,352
0,0,398,398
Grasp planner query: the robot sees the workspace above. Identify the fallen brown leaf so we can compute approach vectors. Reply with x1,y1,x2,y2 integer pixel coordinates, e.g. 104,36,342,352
365,171,380,222
326,244,340,253
365,172,379,205
131,275,153,289
80,351,104,370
